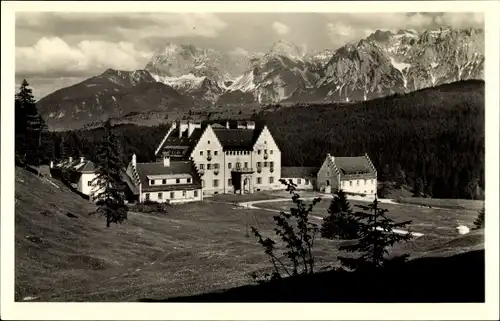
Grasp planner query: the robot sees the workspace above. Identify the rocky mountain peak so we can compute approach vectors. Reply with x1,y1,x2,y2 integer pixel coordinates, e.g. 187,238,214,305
268,40,305,60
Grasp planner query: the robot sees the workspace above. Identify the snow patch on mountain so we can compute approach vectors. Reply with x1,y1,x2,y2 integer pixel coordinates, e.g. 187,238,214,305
228,71,256,92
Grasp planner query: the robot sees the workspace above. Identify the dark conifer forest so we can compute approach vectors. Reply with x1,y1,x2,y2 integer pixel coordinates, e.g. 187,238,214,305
45,80,485,200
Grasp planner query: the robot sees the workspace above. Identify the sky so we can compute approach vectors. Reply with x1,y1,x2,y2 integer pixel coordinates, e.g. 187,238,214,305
15,12,484,100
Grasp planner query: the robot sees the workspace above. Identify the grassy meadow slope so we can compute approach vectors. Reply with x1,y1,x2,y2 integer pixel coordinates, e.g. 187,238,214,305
15,167,485,302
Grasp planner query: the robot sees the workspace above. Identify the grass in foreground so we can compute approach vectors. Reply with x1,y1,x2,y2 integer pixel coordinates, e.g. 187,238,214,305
15,167,484,302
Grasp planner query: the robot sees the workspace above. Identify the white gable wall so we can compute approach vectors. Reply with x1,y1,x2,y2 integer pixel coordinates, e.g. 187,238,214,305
189,126,225,195
252,126,282,191
316,156,340,193
78,172,105,201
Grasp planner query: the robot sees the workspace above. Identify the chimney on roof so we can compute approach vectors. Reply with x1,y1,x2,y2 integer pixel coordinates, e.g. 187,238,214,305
163,155,170,167
187,121,201,137
178,121,188,138
132,154,137,167
69,156,73,163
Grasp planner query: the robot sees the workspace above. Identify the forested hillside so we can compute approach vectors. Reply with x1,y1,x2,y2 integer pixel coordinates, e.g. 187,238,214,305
47,80,484,200
256,80,485,199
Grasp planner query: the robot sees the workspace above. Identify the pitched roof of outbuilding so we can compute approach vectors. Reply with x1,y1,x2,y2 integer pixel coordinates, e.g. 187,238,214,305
281,166,319,178
135,160,202,192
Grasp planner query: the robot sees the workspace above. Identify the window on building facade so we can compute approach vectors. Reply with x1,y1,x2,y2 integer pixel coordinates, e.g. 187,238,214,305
228,178,232,185
270,161,274,167
298,178,302,184
158,192,163,199
150,180,155,185
194,190,198,197
213,179,219,187
176,178,180,184
214,151,218,156
264,162,268,167
88,181,92,186
187,178,191,183
257,161,261,168
200,164,204,170
236,162,241,169
145,193,150,200
357,180,360,186
244,162,248,168
349,181,353,187
269,177,274,184
208,140,210,144
162,179,166,184
306,179,310,185
228,162,232,169
270,150,273,154
170,192,175,199
200,151,203,156
182,191,186,197
214,163,219,169
207,164,212,170
257,177,262,184
258,150,261,154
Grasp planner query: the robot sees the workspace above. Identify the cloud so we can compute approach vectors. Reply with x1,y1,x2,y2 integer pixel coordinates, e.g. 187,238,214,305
16,37,152,77
272,21,290,35
15,13,229,49
435,13,484,29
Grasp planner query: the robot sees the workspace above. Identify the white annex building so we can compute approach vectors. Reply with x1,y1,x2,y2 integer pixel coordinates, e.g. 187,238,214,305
49,157,104,201
317,153,378,198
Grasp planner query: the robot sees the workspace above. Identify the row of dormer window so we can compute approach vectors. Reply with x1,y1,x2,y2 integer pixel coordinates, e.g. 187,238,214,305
149,177,192,186
198,161,275,170
199,149,275,156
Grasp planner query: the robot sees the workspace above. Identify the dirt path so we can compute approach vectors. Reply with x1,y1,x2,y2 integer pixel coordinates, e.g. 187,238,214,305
235,195,425,238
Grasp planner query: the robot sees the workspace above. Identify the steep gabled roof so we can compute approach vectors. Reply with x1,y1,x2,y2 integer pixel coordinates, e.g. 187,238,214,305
281,166,319,178
157,126,206,158
135,160,202,192
334,157,373,174
327,154,377,179
212,125,265,151
54,159,97,173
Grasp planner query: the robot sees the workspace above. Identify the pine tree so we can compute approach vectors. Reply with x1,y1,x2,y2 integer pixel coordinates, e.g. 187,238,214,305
337,198,413,271
321,189,359,240
473,206,485,230
90,119,128,228
15,79,46,167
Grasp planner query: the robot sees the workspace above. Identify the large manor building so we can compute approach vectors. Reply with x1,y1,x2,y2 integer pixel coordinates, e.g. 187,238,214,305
121,120,378,204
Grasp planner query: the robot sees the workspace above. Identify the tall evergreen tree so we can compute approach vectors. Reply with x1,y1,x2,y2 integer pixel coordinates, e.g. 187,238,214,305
15,79,46,167
321,189,359,240
90,119,128,228
338,198,413,271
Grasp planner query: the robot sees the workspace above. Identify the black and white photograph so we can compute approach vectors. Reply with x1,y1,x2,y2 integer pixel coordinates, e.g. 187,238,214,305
1,1,499,320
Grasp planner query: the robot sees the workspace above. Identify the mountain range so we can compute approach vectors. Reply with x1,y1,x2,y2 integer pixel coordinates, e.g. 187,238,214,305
36,27,484,130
